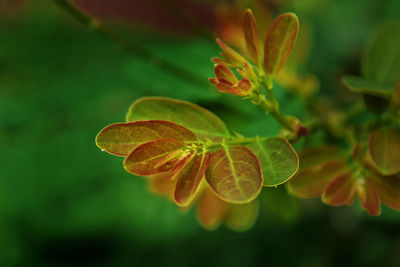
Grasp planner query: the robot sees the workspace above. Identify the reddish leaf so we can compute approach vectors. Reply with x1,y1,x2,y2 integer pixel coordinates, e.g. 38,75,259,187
322,172,357,206
225,199,259,232
367,172,400,211
216,38,247,67
96,120,196,156
196,187,228,230
148,172,177,200
391,80,400,111
369,128,400,175
243,9,260,65
205,145,262,204
263,12,299,76
174,152,211,207
214,64,238,83
124,138,185,176
357,178,381,216
287,160,348,198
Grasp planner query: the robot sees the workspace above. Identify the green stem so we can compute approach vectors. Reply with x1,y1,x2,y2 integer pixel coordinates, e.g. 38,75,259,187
188,136,268,150
53,0,210,88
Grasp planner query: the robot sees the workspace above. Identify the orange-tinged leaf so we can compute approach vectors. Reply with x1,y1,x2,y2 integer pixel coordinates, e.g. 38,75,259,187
298,146,347,171
263,12,299,76
196,187,228,230
174,152,211,207
287,160,348,198
126,97,231,141
367,172,400,211
148,172,177,200
243,9,260,65
214,64,238,83
322,172,357,206
369,128,400,175
391,81,400,112
357,178,381,216
216,38,247,67
247,138,298,186
124,138,185,176
96,120,196,156
205,145,262,204
225,199,259,232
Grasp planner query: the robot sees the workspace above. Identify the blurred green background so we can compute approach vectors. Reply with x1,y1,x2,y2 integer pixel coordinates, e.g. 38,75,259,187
1,0,400,266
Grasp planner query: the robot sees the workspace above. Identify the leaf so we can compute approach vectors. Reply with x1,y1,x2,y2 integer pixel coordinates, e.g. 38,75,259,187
247,137,298,186
96,120,196,156
225,199,259,232
367,172,400,211
287,160,348,198
391,81,400,111
356,179,381,216
362,22,400,87
243,9,260,65
205,145,262,204
263,12,299,76
343,76,394,98
124,138,185,176
148,172,177,200
297,146,347,171
174,152,211,207
369,128,400,175
322,172,357,206
125,97,231,141
196,187,228,230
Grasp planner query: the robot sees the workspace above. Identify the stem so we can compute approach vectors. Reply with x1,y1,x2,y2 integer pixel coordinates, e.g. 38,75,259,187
188,136,269,150
53,0,210,88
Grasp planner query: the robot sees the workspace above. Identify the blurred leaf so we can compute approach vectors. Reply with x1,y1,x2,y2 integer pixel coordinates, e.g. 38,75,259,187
243,9,260,65
196,187,228,230
263,12,299,76
124,138,185,176
247,137,298,186
287,160,348,198
96,120,196,156
174,152,210,207
205,145,262,204
126,97,231,141
343,76,394,98
225,199,259,232
368,128,400,175
391,81,400,111
322,172,357,206
357,178,381,216
148,172,176,199
367,172,400,211
362,22,400,86
296,146,347,171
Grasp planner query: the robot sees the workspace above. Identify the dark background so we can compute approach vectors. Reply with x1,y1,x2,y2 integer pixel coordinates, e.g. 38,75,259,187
1,0,400,266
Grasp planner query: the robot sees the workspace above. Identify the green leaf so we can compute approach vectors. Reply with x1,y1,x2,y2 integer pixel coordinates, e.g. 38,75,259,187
367,172,400,211
263,12,299,76
126,97,231,141
96,120,196,156
287,160,348,198
225,199,259,232
369,128,400,175
174,152,210,207
343,76,394,98
362,22,400,87
247,138,298,186
124,138,185,176
196,188,228,230
205,145,262,204
321,172,357,206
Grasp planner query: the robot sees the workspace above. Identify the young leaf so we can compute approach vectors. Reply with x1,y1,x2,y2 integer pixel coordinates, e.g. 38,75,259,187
362,22,400,87
125,97,231,141
297,146,347,171
367,172,400,211
124,138,185,176
247,137,298,186
174,152,211,207
243,9,260,65
343,76,394,98
205,145,262,204
263,12,299,76
356,179,381,216
148,172,177,199
287,160,348,198
369,128,400,175
322,172,357,206
196,187,228,230
225,199,259,232
96,120,196,156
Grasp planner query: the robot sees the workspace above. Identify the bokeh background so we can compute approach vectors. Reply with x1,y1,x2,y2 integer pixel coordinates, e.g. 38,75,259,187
1,0,400,266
